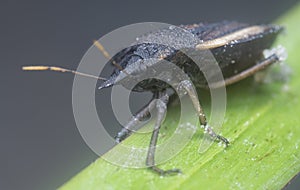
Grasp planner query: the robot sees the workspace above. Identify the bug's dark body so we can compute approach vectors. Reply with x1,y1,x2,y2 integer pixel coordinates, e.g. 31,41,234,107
23,21,284,176
98,21,284,175
99,21,283,92
205,23,281,83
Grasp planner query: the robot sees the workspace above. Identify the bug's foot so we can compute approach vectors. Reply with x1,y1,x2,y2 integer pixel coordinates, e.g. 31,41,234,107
216,135,230,147
150,166,182,176
115,136,122,144
115,134,123,143
115,134,127,143
115,128,131,143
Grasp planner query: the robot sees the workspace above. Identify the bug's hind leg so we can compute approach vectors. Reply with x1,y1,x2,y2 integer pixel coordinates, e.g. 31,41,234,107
211,46,287,88
224,54,280,86
146,90,182,175
115,93,159,143
177,80,229,146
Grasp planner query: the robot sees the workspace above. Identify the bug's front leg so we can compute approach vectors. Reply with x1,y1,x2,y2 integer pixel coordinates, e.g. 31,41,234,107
177,80,229,146
145,90,182,175
115,93,158,143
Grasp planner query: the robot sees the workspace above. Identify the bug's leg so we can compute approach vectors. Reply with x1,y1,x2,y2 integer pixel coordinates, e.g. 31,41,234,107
177,80,229,146
211,48,286,88
146,91,182,175
223,54,279,86
115,93,159,143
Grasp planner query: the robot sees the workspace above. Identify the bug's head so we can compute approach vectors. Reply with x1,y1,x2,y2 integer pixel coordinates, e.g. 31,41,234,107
98,60,151,92
97,43,166,91
98,75,116,89
98,55,177,92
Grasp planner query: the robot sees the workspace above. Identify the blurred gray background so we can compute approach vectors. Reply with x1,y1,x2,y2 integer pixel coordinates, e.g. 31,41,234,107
1,0,300,189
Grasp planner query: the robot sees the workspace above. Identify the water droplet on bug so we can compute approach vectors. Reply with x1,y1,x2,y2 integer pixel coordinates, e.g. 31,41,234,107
168,25,175,30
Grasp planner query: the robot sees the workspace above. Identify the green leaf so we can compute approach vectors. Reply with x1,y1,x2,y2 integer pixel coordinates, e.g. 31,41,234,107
60,4,300,190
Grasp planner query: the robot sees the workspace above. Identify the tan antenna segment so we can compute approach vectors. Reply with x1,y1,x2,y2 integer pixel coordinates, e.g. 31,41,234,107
22,40,130,81
93,40,124,71
22,66,107,81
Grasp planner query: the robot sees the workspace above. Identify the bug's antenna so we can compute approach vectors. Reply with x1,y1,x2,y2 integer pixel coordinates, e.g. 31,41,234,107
23,41,129,82
22,66,107,81
93,40,125,71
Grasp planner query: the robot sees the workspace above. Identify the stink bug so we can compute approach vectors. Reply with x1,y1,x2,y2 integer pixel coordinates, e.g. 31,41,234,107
22,21,286,175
